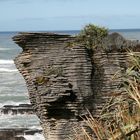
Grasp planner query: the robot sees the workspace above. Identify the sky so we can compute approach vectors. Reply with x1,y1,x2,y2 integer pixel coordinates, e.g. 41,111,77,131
0,0,140,31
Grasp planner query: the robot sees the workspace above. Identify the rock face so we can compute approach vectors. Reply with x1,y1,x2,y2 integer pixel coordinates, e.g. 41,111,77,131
13,32,140,140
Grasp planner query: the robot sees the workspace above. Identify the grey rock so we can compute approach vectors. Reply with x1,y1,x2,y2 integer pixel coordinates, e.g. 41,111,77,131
13,32,140,140
0,128,42,140
0,104,34,115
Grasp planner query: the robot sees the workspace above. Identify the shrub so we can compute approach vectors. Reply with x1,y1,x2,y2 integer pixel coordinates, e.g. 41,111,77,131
76,24,108,49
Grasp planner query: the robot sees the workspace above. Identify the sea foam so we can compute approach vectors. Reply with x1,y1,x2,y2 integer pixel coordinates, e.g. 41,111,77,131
0,68,18,72
24,133,45,140
0,59,18,72
0,59,14,64
0,47,12,50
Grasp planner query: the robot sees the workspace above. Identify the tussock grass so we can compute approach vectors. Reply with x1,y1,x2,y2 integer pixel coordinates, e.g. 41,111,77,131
75,51,140,140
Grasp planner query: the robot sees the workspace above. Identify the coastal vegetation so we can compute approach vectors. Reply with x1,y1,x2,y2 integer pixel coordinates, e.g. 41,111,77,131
76,24,108,49
75,25,140,140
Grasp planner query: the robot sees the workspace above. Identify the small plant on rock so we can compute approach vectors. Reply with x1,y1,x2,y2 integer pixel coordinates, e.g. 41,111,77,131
76,24,108,49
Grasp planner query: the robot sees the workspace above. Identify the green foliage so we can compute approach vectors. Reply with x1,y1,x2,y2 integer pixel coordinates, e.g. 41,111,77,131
76,24,108,49
36,76,46,85
45,67,63,77
35,67,63,85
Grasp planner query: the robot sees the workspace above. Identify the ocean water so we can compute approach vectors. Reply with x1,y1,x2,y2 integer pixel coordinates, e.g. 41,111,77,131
0,32,44,140
0,29,140,139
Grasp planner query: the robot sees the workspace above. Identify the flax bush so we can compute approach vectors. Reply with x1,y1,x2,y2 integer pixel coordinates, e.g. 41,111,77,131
76,24,108,49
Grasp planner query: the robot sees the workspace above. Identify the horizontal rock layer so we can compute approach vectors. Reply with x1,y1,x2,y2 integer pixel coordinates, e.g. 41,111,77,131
13,32,140,140
0,104,34,115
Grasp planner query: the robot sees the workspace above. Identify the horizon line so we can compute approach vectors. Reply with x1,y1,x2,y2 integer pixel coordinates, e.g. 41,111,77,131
1,28,140,33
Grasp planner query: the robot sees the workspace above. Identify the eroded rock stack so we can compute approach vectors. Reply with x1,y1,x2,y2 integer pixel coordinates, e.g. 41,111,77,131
13,32,140,140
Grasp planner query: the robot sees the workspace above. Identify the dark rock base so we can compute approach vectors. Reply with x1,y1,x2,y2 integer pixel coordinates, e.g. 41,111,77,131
0,128,42,140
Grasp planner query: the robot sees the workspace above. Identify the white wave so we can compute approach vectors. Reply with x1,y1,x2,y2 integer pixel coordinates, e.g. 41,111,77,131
0,68,18,72
0,48,10,50
0,114,40,128
0,59,14,64
24,133,45,140
29,126,43,130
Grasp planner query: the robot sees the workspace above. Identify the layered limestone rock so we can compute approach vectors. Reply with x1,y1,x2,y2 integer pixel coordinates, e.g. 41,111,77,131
13,32,140,140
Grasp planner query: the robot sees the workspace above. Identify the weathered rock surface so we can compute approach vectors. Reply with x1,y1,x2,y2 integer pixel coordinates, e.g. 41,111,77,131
0,128,42,140
13,32,140,140
0,104,34,115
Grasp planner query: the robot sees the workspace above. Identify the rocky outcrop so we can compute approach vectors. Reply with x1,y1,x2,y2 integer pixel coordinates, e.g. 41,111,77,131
13,32,140,140
0,104,34,115
0,128,42,140
100,32,139,52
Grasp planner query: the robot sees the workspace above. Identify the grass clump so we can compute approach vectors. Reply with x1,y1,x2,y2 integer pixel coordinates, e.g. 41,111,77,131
75,51,140,140
45,66,63,77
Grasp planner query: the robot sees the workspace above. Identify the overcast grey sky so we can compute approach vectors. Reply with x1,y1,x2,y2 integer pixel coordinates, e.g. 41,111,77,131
0,0,140,31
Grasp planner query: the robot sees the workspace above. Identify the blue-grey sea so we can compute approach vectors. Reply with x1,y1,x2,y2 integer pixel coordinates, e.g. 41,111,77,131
0,29,140,139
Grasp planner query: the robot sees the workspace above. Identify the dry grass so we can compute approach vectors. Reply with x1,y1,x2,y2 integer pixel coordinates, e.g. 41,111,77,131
75,51,140,140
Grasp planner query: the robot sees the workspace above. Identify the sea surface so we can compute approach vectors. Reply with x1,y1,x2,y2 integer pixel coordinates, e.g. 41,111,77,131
0,29,140,139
